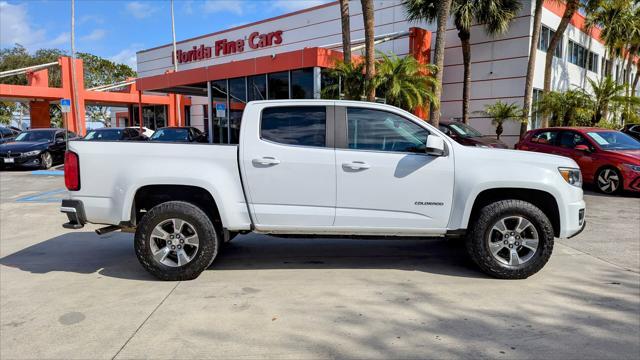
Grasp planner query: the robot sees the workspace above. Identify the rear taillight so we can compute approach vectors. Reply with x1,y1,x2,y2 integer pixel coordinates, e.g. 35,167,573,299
64,151,80,191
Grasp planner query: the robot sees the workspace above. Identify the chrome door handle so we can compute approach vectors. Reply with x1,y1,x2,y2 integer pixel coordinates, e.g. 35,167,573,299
252,157,281,166
342,161,370,170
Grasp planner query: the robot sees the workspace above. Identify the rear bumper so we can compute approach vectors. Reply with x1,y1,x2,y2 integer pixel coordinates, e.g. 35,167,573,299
60,199,86,229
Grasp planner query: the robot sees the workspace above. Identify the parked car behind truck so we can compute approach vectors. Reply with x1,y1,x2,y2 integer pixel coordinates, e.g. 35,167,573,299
1,128,79,169
61,100,586,281
516,127,640,194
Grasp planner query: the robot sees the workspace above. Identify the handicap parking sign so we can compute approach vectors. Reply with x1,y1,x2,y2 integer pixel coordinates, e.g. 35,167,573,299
215,103,226,118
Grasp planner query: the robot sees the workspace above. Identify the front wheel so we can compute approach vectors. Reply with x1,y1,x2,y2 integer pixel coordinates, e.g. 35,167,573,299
596,167,622,194
466,200,554,279
40,151,53,169
134,201,220,281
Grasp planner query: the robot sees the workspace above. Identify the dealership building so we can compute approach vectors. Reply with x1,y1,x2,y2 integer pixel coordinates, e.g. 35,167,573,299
135,0,638,146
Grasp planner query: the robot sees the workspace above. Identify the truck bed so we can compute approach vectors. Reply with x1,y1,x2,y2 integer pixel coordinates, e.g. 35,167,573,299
67,141,251,229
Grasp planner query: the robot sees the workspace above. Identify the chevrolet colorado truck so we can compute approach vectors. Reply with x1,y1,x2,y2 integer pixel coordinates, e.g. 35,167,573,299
60,100,586,280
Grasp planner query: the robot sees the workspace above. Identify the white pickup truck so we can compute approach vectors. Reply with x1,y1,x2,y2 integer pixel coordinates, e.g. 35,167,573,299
61,100,586,280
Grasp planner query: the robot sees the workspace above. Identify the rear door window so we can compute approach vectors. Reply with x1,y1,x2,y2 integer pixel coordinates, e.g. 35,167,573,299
261,106,326,147
530,130,559,146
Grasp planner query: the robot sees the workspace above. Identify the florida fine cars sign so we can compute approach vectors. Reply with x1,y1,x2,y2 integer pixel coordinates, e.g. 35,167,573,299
173,30,284,64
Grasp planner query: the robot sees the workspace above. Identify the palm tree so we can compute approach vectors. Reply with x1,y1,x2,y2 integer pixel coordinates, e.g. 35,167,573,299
404,0,453,127
521,0,545,137
535,90,593,126
582,75,639,124
451,0,521,124
321,59,366,100
476,101,523,139
360,0,376,101
374,52,439,111
339,0,351,64
542,0,581,99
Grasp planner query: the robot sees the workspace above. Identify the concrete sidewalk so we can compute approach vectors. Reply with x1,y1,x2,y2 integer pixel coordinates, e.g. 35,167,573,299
1,172,638,359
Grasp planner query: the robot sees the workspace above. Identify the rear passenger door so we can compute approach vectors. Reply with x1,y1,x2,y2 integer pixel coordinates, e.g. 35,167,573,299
241,105,336,229
527,130,560,154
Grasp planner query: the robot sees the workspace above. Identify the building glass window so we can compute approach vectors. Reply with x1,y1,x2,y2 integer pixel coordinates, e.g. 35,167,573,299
532,88,543,129
291,68,314,99
248,74,267,101
538,25,562,58
587,52,599,73
568,41,597,70
211,79,228,143
228,77,246,144
346,108,428,153
131,105,167,130
268,71,290,99
320,68,339,99
261,106,326,147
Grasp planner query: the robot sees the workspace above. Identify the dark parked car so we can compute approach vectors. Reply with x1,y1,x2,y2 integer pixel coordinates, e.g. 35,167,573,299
83,127,146,141
0,128,80,169
149,127,206,143
622,123,640,141
0,126,20,144
438,120,508,148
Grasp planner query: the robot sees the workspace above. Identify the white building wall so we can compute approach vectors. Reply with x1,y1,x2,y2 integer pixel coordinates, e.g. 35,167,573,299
138,1,622,147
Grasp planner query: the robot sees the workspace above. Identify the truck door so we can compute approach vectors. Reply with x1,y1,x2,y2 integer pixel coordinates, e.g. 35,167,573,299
333,106,454,233
241,105,336,228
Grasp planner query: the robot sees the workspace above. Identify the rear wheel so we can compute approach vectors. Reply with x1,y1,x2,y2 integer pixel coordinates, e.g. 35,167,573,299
135,201,220,281
466,200,554,279
596,167,622,194
40,151,53,169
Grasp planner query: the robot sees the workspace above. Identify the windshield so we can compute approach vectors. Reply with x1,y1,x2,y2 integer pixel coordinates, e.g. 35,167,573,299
150,128,189,142
14,130,53,142
587,131,640,150
448,123,483,138
84,129,122,140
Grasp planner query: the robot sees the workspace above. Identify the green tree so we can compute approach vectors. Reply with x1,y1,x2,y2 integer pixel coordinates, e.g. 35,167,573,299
534,90,593,126
403,0,453,127
0,101,17,125
0,45,66,87
321,59,366,100
476,101,523,139
374,52,439,112
521,0,545,137
77,52,137,88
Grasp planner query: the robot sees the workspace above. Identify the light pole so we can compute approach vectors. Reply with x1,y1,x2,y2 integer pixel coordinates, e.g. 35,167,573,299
170,0,182,127
70,0,81,134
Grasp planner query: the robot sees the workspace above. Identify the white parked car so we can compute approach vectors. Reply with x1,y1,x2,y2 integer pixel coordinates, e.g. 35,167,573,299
127,126,154,138
61,100,586,280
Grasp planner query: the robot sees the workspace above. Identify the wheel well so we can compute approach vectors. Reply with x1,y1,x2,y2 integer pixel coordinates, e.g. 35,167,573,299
132,185,222,230
469,188,561,237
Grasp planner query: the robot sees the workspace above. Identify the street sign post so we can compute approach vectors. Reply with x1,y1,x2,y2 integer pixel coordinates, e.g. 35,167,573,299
60,99,71,113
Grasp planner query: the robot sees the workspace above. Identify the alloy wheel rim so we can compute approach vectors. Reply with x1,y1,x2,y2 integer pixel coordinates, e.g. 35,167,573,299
42,153,52,168
487,215,539,266
149,218,199,267
597,169,619,193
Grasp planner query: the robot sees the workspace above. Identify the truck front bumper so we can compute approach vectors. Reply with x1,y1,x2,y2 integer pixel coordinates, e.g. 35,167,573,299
560,199,586,238
61,199,86,229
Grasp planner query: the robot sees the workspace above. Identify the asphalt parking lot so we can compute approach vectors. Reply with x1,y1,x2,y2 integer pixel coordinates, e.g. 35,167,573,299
1,170,639,359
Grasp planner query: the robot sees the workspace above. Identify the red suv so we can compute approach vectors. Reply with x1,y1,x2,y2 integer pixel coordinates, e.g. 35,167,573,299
516,127,640,194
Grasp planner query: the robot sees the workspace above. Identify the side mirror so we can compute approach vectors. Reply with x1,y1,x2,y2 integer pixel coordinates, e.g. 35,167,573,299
575,144,591,152
425,135,445,156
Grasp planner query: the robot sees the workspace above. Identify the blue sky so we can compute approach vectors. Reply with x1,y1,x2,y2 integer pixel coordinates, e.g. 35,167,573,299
0,0,331,70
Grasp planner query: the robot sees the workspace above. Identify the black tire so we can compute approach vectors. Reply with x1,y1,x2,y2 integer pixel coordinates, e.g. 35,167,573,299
466,199,554,279
595,167,623,194
135,201,220,281
40,151,53,169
